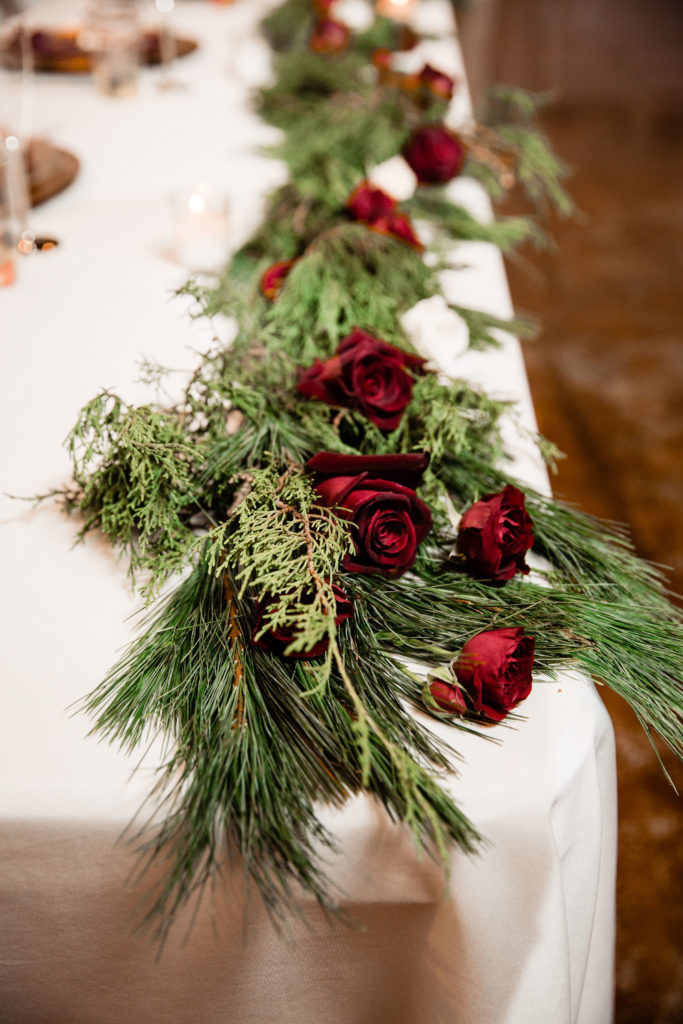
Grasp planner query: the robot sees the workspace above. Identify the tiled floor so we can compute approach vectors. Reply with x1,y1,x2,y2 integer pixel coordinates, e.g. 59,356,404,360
458,1,683,1021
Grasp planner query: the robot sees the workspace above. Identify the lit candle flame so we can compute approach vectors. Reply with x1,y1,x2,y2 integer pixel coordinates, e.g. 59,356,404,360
187,192,207,214
375,0,416,22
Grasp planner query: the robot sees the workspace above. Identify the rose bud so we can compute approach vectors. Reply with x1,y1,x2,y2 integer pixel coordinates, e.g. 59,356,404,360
452,627,534,722
456,484,534,582
297,327,426,431
260,259,295,301
307,451,432,576
427,679,468,715
403,125,466,185
371,212,423,251
418,64,456,100
253,584,353,658
308,18,350,55
346,181,397,223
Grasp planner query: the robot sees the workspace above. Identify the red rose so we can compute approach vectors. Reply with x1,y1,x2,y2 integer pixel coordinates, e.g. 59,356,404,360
298,327,426,431
346,184,422,251
452,627,534,721
260,260,295,301
456,485,534,581
403,125,466,185
307,451,432,576
371,212,423,250
308,18,350,55
346,181,397,223
253,584,353,658
418,64,455,100
428,679,468,714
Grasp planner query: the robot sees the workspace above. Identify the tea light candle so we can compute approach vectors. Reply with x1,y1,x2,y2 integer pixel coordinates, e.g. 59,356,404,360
375,0,416,22
172,184,231,272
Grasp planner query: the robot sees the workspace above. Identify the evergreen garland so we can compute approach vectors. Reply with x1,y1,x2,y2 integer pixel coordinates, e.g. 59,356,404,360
50,0,682,936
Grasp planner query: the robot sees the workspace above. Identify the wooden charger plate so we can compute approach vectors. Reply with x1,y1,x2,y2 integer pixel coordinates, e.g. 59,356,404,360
1,28,198,73
25,138,80,206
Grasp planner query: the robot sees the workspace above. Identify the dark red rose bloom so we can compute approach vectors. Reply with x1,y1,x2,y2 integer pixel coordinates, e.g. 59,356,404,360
312,0,336,12
456,484,534,581
307,451,432,576
308,17,350,55
403,125,466,185
346,181,397,223
371,212,423,250
418,64,456,100
253,584,353,659
452,627,534,722
429,679,468,714
346,184,422,251
260,260,295,301
298,327,426,431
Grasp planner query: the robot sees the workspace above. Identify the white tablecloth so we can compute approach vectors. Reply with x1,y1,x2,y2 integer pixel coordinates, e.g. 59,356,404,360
0,3,617,1021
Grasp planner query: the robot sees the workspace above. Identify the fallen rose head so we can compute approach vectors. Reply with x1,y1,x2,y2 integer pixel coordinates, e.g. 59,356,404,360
307,450,432,576
260,259,295,300
452,627,534,721
403,125,466,185
346,181,397,223
252,583,353,659
308,17,350,55
456,484,534,581
297,327,425,431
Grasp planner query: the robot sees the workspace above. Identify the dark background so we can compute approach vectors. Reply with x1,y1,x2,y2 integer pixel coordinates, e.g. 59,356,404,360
457,1,683,1021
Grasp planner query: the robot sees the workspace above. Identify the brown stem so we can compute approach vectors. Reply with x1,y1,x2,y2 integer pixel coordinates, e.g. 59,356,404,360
462,125,517,190
274,499,331,613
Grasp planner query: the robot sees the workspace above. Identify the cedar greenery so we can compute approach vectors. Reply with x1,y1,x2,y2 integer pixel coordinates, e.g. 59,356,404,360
48,0,683,934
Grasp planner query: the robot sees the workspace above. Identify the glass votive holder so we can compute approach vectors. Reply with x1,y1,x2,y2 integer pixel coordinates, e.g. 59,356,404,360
0,231,15,286
0,147,16,286
171,184,231,273
85,0,140,98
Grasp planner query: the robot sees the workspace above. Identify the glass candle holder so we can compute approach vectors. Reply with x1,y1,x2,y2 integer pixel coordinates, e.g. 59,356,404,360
171,184,231,272
86,0,140,98
0,140,16,287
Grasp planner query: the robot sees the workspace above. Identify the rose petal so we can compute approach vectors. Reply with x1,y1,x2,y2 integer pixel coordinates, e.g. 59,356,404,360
346,181,397,222
429,679,468,714
307,451,430,489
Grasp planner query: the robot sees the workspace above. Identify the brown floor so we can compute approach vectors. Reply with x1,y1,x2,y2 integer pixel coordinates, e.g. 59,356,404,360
458,2,683,1021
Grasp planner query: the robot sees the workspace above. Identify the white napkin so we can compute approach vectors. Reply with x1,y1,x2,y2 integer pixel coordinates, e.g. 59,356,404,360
401,294,470,372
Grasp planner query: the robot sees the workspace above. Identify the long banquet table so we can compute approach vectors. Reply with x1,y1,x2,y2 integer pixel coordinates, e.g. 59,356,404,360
0,2,617,1022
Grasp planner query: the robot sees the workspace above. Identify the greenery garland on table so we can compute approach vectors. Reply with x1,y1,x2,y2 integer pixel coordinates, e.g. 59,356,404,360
55,0,682,935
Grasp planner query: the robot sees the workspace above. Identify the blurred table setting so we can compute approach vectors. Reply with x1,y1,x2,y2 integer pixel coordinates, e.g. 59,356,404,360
0,3,618,1023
